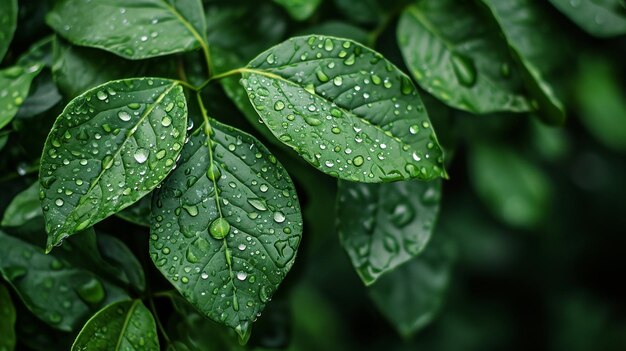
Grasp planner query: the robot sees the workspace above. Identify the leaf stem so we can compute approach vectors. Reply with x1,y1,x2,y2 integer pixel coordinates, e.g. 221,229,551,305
148,295,175,349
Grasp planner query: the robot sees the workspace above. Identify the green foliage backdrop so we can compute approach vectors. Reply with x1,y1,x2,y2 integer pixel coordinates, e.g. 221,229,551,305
1,0,625,350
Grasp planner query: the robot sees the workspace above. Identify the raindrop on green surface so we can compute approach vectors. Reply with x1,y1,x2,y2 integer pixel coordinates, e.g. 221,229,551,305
209,218,230,239
77,278,105,304
134,148,149,163
451,54,477,87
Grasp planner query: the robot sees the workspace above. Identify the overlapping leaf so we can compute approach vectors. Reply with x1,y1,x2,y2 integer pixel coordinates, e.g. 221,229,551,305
150,118,302,337
241,35,446,182
72,300,159,351
0,0,17,61
398,0,531,113
0,64,45,130
1,182,42,227
0,230,128,331
39,78,187,250
549,0,626,37
47,0,206,59
273,0,322,21
0,284,16,351
337,179,441,285
369,232,455,336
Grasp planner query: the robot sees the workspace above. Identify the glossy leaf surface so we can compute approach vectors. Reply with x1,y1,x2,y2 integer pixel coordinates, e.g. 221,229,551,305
337,179,441,285
39,78,187,250
241,35,446,182
0,0,17,61
71,300,159,351
549,0,626,37
151,119,302,336
398,1,531,113
480,0,566,125
0,283,16,351
468,144,551,228
0,63,45,130
1,182,42,227
47,0,206,59
0,230,128,331
115,193,152,227
369,232,455,336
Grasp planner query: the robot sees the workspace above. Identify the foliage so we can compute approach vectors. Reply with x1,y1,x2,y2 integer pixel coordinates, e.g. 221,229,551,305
1,0,625,350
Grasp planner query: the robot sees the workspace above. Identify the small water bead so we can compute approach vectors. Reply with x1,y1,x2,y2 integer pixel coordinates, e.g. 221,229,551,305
409,124,419,134
55,199,64,207
260,184,269,192
134,148,149,163
237,272,248,281
238,244,246,251
353,155,364,166
266,54,276,64
273,211,286,223
201,272,209,279
96,90,107,100
333,76,343,86
118,111,131,121
274,101,285,111
161,116,172,127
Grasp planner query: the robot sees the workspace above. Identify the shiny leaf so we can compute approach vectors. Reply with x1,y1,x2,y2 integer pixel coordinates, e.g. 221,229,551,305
0,283,17,351
468,144,551,228
337,179,441,285
150,118,302,337
115,192,152,227
0,63,45,130
369,231,455,336
0,230,128,331
0,0,17,61
47,0,206,59
398,0,531,113
479,0,566,125
71,300,159,351
549,0,626,37
241,35,446,182
1,182,42,227
39,78,187,250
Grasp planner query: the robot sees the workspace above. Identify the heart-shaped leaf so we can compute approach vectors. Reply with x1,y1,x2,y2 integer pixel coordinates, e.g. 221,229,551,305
47,0,206,59
337,179,442,285
71,300,159,351
398,0,532,114
150,118,302,338
39,78,187,250
0,0,17,61
0,230,128,331
241,35,446,183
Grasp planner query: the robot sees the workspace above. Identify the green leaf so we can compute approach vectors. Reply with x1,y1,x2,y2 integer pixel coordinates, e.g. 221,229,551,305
0,63,45,130
479,0,566,125
549,0,626,37
52,38,177,99
150,118,303,337
1,181,42,227
0,230,128,331
337,179,442,285
397,1,531,114
47,0,206,60
575,55,626,152
241,35,446,182
468,143,551,228
369,231,455,336
0,283,17,351
0,130,9,151
115,192,152,227
273,0,322,21
299,21,371,44
71,300,159,351
14,70,62,119
0,0,17,61
332,0,381,24
39,78,188,250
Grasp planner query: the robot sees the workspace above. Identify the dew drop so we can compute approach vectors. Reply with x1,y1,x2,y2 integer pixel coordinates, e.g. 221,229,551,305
273,211,286,223
134,148,149,163
118,111,131,121
209,218,230,239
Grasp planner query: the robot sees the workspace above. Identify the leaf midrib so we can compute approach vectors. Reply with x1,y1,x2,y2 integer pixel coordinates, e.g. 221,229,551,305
114,300,138,351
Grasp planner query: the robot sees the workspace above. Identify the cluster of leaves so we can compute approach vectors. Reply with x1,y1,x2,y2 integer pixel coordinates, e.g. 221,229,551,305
1,0,625,350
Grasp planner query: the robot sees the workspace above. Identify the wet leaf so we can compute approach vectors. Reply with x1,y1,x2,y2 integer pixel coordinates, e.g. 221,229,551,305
468,143,551,228
337,179,442,285
0,283,17,351
47,0,206,59
115,192,152,227
398,0,531,113
549,0,626,37
150,118,302,338
241,35,446,183
0,63,45,130
71,300,159,351
369,231,455,336
273,0,322,21
480,0,566,125
1,181,42,227
39,78,187,251
0,0,17,61
0,230,128,332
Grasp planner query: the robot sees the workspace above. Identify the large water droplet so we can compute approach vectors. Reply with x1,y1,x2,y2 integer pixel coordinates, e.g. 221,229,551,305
134,148,149,163
118,111,131,121
273,211,286,223
209,218,230,239
77,278,105,304
451,54,477,87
